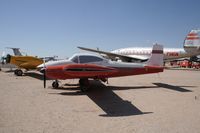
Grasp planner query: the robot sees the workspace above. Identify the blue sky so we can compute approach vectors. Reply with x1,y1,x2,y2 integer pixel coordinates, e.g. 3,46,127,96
0,0,200,58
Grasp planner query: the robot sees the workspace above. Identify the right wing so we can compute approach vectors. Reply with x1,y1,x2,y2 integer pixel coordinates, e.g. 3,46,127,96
77,46,148,62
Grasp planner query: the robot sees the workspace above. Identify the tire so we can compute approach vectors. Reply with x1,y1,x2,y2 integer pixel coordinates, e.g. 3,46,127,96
16,70,23,76
79,78,89,86
79,78,90,92
52,81,59,89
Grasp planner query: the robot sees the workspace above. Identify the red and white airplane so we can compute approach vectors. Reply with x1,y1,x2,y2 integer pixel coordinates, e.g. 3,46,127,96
78,29,200,62
38,44,164,91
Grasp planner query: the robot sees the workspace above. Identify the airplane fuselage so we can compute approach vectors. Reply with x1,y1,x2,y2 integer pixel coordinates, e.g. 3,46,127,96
111,47,199,61
7,55,43,70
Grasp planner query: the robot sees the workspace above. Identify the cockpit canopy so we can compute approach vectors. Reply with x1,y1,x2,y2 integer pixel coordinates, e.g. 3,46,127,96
69,54,105,63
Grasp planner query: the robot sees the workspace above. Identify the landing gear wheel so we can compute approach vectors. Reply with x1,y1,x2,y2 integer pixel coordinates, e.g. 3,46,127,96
79,78,90,92
52,81,59,89
15,69,23,76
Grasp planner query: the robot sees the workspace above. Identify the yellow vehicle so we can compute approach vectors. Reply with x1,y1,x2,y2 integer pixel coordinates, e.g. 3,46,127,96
6,54,43,76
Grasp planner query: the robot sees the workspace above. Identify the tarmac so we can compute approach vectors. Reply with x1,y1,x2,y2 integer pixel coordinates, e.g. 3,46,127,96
0,68,200,133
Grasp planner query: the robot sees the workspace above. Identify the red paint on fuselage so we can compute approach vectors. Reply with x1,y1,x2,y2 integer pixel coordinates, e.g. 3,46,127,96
46,64,163,80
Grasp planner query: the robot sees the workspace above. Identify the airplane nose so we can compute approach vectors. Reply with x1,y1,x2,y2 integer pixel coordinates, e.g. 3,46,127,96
40,68,45,73
37,64,44,72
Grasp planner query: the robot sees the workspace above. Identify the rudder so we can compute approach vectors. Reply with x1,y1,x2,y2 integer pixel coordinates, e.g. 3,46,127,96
146,44,163,66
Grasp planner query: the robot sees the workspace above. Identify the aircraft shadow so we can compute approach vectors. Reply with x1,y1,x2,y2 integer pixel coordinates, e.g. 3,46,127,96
55,81,152,117
107,85,159,90
153,83,193,92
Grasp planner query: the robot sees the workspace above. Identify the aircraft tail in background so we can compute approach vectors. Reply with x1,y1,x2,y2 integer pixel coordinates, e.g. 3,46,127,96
6,47,22,56
183,29,200,54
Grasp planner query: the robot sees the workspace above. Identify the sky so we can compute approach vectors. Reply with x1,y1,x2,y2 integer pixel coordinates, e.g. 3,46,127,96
0,0,200,58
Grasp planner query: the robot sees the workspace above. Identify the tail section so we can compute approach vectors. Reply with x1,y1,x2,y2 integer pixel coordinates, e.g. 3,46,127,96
184,29,200,53
146,44,163,66
6,47,22,56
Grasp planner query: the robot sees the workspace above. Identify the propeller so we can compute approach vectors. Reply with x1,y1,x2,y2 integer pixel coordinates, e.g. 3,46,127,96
1,51,6,65
43,68,46,88
43,59,46,88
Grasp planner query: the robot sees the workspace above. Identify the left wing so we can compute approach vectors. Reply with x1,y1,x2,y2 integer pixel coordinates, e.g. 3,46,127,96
77,46,147,62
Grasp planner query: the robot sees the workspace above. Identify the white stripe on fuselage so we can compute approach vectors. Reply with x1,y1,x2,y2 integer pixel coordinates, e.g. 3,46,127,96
111,48,186,60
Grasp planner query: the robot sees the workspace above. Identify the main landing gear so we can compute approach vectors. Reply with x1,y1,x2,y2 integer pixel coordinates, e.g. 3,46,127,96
51,78,90,92
14,69,23,76
79,78,90,92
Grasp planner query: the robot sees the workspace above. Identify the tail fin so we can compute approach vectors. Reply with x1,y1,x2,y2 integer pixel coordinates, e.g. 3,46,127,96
146,44,163,66
184,29,200,53
6,47,22,56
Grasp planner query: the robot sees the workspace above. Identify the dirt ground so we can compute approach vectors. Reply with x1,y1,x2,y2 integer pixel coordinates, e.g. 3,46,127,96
0,69,200,133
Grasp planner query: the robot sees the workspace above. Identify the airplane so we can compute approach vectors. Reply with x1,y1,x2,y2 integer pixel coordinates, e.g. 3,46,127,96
2,47,60,76
38,44,164,92
5,54,43,76
3,47,43,76
78,29,200,62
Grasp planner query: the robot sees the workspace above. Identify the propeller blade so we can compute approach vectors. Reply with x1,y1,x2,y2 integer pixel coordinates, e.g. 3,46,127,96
43,58,46,88
1,51,5,64
43,69,46,88
6,54,11,64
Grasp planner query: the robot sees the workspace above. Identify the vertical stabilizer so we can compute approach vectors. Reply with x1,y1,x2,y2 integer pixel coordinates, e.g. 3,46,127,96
146,44,163,66
184,29,200,53
6,47,22,56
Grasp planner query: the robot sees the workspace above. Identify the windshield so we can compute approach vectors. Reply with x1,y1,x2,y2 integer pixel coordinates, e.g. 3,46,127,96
69,54,104,63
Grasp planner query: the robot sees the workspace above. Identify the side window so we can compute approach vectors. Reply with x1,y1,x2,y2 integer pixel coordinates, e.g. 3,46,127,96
79,55,103,63
71,56,79,63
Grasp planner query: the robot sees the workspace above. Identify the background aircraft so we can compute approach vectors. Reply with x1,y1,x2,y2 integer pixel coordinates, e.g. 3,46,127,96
6,47,22,56
1,48,43,76
40,44,164,92
1,47,60,76
5,54,43,76
78,29,200,62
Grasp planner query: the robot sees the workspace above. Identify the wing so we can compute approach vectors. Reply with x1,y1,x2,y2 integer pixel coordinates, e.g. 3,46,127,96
77,46,147,62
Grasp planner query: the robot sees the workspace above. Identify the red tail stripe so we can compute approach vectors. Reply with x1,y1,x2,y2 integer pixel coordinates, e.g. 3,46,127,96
186,37,200,40
188,33,198,36
152,50,163,54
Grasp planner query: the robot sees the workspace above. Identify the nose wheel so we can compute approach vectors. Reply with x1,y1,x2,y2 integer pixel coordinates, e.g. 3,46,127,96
52,80,59,89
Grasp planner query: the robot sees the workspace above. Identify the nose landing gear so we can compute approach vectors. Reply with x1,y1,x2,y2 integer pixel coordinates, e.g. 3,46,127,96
52,80,59,89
